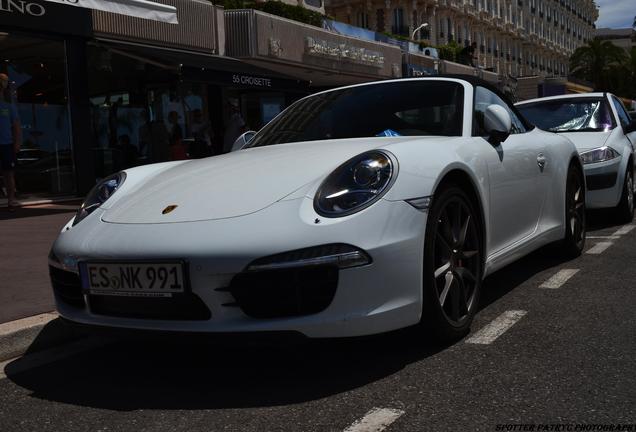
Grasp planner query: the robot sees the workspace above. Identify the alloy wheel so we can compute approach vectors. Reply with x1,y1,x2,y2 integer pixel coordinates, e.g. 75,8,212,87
432,197,481,327
567,171,586,250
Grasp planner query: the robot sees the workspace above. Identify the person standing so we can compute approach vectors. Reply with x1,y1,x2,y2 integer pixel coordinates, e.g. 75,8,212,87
0,73,21,211
223,100,246,153
190,109,213,158
168,110,187,160
460,42,477,67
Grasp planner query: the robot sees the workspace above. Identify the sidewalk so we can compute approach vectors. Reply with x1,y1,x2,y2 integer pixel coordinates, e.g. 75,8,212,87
0,203,79,324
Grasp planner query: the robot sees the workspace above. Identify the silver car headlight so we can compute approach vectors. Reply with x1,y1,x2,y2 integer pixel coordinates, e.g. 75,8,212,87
73,172,126,226
580,146,620,165
314,151,395,217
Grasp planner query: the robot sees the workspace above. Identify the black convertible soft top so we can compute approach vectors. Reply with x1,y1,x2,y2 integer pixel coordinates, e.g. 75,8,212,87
433,74,534,131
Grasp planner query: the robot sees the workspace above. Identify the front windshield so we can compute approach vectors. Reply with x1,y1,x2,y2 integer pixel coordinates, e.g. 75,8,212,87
517,98,615,133
249,80,464,147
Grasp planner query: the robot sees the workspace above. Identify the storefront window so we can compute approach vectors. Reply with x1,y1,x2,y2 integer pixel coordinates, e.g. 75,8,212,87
87,47,214,177
86,44,302,178
0,33,74,200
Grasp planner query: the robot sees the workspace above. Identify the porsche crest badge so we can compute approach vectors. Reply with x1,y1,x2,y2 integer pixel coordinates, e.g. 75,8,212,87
162,205,178,215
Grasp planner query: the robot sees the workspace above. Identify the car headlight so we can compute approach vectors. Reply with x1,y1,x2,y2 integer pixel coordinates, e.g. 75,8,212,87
580,146,620,165
314,151,395,217
73,172,126,226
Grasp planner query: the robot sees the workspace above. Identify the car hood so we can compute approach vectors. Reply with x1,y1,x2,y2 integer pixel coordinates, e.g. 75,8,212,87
102,137,420,224
558,131,612,152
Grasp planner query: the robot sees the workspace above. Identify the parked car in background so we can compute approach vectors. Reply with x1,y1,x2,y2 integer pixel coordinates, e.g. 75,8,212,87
517,93,636,222
49,77,585,343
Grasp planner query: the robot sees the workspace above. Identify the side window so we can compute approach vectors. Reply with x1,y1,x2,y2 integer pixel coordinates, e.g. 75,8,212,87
473,86,526,136
612,96,631,128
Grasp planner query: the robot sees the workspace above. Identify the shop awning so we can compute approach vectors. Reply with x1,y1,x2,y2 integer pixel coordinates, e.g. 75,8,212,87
43,0,178,24
93,40,310,91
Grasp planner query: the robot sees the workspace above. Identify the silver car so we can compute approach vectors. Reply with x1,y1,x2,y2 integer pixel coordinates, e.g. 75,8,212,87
517,93,636,222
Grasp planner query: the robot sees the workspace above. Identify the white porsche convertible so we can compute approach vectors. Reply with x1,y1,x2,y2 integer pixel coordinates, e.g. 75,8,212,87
49,77,586,342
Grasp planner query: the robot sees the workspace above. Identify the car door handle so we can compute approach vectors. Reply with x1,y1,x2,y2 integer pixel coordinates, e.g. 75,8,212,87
537,154,546,170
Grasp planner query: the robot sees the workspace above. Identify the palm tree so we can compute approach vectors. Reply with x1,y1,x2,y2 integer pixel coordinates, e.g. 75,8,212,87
570,38,628,91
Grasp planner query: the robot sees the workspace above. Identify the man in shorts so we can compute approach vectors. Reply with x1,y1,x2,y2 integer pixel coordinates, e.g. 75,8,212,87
0,73,21,210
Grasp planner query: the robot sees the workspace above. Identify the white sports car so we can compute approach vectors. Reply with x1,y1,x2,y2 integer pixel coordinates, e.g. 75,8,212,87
517,93,636,222
49,77,586,342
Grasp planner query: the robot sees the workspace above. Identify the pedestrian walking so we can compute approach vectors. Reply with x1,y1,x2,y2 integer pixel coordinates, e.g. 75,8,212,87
0,73,21,211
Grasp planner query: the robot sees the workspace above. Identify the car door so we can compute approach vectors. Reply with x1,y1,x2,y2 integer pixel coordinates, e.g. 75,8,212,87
474,86,547,254
610,95,636,189
611,95,636,149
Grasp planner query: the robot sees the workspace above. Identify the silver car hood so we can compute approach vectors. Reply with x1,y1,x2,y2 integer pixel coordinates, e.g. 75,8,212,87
558,131,612,152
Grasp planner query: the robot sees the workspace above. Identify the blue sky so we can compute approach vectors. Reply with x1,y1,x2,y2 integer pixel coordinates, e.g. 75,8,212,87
596,0,635,29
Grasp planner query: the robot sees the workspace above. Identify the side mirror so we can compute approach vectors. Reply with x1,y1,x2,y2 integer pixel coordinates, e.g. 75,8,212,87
484,104,512,146
231,131,257,152
625,121,636,134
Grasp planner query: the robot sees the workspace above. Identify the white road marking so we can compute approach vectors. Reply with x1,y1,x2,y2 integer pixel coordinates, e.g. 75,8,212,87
344,408,405,432
586,242,613,255
613,225,636,236
0,338,108,380
586,236,620,240
465,310,527,345
539,269,579,289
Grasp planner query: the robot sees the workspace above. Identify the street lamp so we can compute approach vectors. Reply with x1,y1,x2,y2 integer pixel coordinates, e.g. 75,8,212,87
412,23,429,40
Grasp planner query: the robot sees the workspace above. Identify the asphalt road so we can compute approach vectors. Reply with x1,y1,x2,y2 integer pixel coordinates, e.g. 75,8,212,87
0,211,635,432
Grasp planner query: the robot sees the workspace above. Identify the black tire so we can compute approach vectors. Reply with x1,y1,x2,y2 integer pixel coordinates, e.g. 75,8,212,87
420,184,483,343
561,164,586,258
615,168,634,224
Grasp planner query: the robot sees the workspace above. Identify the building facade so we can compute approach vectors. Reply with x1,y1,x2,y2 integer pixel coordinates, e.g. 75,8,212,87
0,0,308,202
595,28,636,51
326,0,598,78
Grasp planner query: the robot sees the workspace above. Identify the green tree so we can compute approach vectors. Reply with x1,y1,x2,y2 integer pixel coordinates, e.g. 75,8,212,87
437,40,464,63
626,47,636,98
569,38,628,91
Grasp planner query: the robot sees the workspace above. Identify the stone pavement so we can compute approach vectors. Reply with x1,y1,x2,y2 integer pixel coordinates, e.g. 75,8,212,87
0,203,79,324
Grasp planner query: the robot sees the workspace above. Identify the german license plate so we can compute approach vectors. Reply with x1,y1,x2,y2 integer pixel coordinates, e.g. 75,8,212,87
80,262,186,297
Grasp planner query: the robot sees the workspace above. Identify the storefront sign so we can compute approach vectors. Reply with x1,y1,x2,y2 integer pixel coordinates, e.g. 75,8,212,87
43,0,177,23
232,74,272,88
0,0,91,35
305,36,385,67
269,38,282,58
405,64,437,77
0,0,46,16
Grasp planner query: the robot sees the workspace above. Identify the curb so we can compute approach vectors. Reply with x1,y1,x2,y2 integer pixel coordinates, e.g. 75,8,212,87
0,312,86,363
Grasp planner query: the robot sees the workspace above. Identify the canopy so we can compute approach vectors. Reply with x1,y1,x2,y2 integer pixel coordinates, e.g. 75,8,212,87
43,0,178,24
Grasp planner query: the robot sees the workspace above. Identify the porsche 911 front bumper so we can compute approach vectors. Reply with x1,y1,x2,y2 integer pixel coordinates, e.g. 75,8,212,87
49,198,427,338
